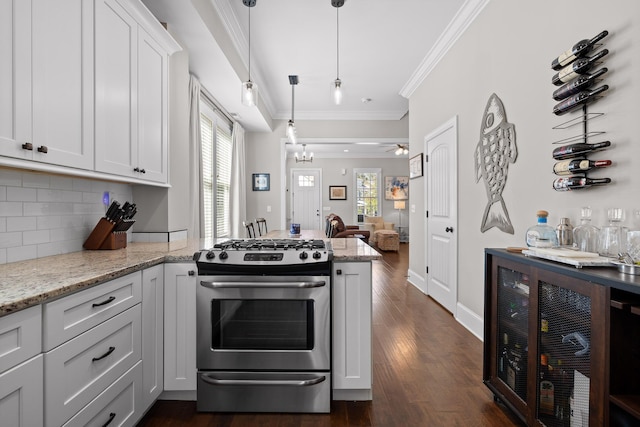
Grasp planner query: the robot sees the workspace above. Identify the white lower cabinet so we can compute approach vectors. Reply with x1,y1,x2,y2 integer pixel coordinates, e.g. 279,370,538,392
44,305,141,427
0,355,43,427
141,265,164,409
62,361,142,427
163,263,197,391
332,261,373,400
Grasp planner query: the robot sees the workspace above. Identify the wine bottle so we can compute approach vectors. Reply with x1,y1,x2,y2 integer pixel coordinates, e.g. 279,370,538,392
553,176,611,191
551,30,609,70
552,141,611,160
553,159,612,175
552,68,608,101
551,49,608,86
553,85,609,115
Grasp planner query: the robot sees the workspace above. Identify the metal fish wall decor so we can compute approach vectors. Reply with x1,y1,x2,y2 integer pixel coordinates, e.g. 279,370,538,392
474,93,517,234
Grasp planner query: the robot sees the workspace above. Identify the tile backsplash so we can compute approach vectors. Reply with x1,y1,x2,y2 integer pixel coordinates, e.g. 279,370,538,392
0,168,133,264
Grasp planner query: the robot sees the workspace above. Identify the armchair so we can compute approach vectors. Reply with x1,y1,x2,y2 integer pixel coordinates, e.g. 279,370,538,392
364,216,396,246
326,214,370,243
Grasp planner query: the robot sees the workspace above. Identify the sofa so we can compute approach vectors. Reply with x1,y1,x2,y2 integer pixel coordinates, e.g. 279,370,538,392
364,216,396,247
326,214,370,243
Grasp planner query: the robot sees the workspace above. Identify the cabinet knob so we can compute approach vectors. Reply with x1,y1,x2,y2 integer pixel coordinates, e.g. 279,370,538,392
188,270,195,276
133,167,140,172
22,142,33,151
445,227,454,233
37,145,48,153
336,269,342,275
140,169,146,174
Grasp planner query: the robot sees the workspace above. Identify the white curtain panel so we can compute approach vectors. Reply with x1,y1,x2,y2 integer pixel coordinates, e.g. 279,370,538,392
188,75,203,239
229,122,246,238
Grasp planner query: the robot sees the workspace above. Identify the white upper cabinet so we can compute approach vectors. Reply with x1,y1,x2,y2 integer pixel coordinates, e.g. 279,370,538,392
94,0,177,184
31,0,94,169
0,0,32,160
94,0,139,179
0,0,179,184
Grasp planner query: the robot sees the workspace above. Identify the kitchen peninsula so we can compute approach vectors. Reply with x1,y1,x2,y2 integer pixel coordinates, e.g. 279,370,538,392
0,237,379,426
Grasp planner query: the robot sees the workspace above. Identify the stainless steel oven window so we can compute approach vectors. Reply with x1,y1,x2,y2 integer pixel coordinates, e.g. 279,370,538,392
211,299,315,350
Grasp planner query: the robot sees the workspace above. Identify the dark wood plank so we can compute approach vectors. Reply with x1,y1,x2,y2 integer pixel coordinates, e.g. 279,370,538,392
137,243,523,426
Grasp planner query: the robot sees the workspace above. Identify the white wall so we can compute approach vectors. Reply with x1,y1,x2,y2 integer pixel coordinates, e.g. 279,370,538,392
408,0,640,328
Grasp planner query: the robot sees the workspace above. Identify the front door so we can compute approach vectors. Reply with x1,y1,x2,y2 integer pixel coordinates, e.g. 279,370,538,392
291,168,322,230
425,116,458,315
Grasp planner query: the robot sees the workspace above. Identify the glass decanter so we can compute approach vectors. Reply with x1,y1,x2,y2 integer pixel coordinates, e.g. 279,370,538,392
599,208,628,258
573,207,599,253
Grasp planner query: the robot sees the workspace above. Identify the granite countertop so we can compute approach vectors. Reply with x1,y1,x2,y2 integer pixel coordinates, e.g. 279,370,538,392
0,237,380,317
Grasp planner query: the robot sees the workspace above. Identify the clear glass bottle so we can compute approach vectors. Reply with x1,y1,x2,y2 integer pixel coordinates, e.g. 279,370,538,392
556,218,574,247
526,210,559,248
573,207,599,252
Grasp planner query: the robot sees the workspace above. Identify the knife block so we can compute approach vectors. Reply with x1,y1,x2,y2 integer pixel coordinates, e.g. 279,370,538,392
83,217,133,250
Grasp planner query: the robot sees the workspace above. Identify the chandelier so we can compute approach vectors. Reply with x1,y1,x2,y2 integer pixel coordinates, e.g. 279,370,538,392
295,144,313,163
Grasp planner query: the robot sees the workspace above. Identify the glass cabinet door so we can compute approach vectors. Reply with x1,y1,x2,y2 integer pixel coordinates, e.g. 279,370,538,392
496,266,530,402
537,281,591,427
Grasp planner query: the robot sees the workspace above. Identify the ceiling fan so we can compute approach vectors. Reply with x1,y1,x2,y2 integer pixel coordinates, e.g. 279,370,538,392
386,144,409,155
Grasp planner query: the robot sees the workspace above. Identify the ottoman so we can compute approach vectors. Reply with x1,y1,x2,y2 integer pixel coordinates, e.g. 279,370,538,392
376,229,400,252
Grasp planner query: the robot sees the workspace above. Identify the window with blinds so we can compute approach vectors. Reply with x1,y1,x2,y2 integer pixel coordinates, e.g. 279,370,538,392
200,99,232,240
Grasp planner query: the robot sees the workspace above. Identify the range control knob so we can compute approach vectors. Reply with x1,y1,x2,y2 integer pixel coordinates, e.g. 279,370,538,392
205,250,215,260
219,251,229,260
299,251,309,260
312,251,322,259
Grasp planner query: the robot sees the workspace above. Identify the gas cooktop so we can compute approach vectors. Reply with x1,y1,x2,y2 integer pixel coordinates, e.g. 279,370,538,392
194,238,333,269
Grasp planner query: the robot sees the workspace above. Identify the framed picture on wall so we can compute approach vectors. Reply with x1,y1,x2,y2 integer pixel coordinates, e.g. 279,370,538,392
329,186,347,200
409,153,423,179
252,173,270,191
384,176,409,200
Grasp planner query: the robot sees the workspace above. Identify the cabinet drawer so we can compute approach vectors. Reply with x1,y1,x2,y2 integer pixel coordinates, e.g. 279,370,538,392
0,355,43,427
44,305,141,427
0,305,41,374
62,361,142,427
43,271,142,351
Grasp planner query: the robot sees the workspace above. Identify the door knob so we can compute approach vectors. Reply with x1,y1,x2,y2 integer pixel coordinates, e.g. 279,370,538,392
445,227,454,233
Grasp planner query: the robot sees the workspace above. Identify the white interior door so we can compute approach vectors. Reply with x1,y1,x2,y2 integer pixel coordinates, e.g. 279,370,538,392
291,168,322,230
425,116,458,314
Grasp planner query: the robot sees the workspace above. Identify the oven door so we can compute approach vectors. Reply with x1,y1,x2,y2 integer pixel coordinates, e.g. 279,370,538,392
196,275,330,371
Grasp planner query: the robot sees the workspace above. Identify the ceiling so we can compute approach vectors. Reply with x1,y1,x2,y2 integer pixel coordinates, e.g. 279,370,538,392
142,0,471,157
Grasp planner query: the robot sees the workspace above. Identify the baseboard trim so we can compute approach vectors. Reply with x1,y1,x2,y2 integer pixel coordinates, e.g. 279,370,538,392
407,268,427,294
455,302,484,341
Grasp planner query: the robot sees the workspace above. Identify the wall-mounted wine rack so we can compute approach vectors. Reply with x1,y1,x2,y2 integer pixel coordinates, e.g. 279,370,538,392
550,30,611,191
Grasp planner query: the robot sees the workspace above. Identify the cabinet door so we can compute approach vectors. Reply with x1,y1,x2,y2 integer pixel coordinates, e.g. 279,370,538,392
163,263,197,391
332,262,372,397
0,355,43,427
31,0,94,169
94,0,138,178
141,265,164,409
0,0,32,160
137,28,168,183
483,256,531,423
535,270,606,426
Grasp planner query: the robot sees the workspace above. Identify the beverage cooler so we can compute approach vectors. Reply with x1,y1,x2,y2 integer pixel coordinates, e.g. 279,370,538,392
484,249,607,426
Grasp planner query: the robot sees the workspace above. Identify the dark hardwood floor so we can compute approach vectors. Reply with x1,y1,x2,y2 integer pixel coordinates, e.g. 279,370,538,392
137,243,523,426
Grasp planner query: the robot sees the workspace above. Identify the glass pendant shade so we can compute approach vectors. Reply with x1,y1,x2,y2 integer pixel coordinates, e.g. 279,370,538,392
241,80,258,107
287,120,297,145
332,79,343,105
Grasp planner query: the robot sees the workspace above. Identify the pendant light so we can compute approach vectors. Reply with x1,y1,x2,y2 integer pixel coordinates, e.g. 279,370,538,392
241,0,258,107
295,144,314,163
331,0,345,105
287,75,298,145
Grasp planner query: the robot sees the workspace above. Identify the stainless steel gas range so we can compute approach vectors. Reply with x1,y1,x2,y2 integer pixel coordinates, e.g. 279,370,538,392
194,238,333,413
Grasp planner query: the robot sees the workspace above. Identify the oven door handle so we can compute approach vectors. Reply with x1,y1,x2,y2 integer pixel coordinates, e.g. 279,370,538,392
200,373,327,387
199,280,326,289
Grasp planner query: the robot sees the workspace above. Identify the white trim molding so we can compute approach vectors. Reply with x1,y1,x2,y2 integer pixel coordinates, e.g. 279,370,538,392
399,0,490,98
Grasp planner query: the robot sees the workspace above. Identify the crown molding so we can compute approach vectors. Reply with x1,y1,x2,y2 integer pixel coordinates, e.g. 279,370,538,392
399,0,490,98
